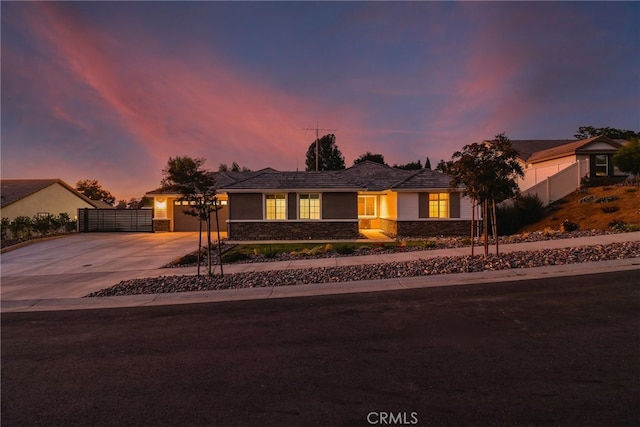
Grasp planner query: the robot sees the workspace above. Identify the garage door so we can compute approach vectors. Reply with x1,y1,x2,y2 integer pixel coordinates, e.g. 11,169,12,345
174,204,228,232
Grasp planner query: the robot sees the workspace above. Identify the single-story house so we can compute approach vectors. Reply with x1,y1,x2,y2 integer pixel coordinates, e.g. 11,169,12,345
0,179,107,222
147,161,474,240
509,136,627,191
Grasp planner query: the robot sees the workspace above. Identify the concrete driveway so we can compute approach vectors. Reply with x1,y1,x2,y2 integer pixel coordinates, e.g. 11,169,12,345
1,232,200,300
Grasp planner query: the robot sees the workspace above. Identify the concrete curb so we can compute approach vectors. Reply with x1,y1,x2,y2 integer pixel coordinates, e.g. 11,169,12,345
2,258,638,313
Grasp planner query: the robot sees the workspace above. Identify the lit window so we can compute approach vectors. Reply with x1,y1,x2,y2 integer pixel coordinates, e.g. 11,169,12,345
594,155,608,177
299,194,320,219
155,198,168,218
265,194,286,220
429,193,449,218
358,196,376,217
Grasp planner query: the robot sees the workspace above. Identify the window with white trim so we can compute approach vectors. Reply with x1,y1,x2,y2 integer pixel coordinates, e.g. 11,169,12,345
265,194,286,220
358,195,377,218
594,155,608,177
429,193,449,218
299,193,320,220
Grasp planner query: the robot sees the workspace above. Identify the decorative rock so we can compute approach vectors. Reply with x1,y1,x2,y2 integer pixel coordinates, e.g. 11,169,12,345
85,241,640,298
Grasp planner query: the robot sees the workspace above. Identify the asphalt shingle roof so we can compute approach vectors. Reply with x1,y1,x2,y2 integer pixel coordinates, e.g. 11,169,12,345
147,162,457,194
220,169,363,191
526,136,622,163
509,136,623,163
507,140,576,162
391,168,455,189
337,161,415,191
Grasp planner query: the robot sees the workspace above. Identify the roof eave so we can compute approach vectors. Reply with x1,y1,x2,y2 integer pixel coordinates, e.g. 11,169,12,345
220,187,364,193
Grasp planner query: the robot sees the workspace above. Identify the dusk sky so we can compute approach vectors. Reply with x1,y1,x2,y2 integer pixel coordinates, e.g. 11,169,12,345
2,1,639,201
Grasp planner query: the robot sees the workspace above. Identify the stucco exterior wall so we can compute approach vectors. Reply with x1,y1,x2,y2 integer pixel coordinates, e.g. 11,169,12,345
1,183,95,221
459,195,474,219
397,192,419,220
379,192,397,219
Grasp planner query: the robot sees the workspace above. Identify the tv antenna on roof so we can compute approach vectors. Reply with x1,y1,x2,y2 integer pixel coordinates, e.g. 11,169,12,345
302,120,337,171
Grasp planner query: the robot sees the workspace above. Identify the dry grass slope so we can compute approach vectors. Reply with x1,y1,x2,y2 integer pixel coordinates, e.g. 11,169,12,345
521,186,640,232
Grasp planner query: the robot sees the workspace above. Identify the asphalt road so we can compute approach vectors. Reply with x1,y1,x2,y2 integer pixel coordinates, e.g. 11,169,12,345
2,270,639,426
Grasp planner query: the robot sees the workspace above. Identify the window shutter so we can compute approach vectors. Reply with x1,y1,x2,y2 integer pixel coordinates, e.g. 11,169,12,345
418,193,429,218
288,192,296,220
449,192,460,218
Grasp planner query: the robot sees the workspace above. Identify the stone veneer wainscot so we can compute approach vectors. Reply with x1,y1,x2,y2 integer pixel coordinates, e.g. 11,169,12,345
381,219,471,238
229,221,359,240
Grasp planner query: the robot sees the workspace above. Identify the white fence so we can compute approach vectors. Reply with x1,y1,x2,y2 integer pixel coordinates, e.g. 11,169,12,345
519,162,573,190
521,159,589,206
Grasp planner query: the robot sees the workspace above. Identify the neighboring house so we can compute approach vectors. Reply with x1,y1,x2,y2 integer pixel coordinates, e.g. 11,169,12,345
147,161,474,240
0,179,104,221
508,136,627,205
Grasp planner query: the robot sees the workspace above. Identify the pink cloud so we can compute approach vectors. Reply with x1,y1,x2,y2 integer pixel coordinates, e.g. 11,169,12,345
20,2,372,177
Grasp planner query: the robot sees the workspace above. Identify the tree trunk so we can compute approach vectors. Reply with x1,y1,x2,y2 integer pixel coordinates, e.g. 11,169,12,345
207,210,212,276
215,205,224,277
470,198,475,257
492,199,499,256
483,200,489,257
197,217,202,276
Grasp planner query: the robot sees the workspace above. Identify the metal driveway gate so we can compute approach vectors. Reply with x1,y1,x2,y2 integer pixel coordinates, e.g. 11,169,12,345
78,208,153,232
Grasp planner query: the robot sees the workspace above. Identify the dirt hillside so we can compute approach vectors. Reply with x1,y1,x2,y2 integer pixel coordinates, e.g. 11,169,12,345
521,185,640,232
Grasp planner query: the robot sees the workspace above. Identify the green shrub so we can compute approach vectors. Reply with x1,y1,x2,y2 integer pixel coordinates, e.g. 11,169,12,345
582,176,626,187
1,218,10,240
496,194,545,235
579,195,595,203
594,196,620,204
261,247,280,258
175,252,201,265
609,220,626,231
600,206,619,213
335,245,355,255
561,219,580,232
624,224,640,232
222,252,251,263
32,214,53,235
9,216,33,239
58,213,76,232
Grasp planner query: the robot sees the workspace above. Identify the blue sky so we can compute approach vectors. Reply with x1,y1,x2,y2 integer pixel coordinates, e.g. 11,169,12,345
2,1,638,201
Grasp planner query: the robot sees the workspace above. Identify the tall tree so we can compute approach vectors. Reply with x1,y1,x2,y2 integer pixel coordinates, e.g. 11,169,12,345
220,162,251,172
126,196,153,209
353,152,386,165
76,179,115,205
574,126,639,140
305,134,345,171
448,133,523,256
161,156,222,276
435,159,450,173
613,137,640,178
393,160,422,170
425,157,432,170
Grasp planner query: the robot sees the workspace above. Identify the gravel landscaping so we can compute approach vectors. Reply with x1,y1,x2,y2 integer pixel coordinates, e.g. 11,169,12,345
86,240,640,297
163,229,628,267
